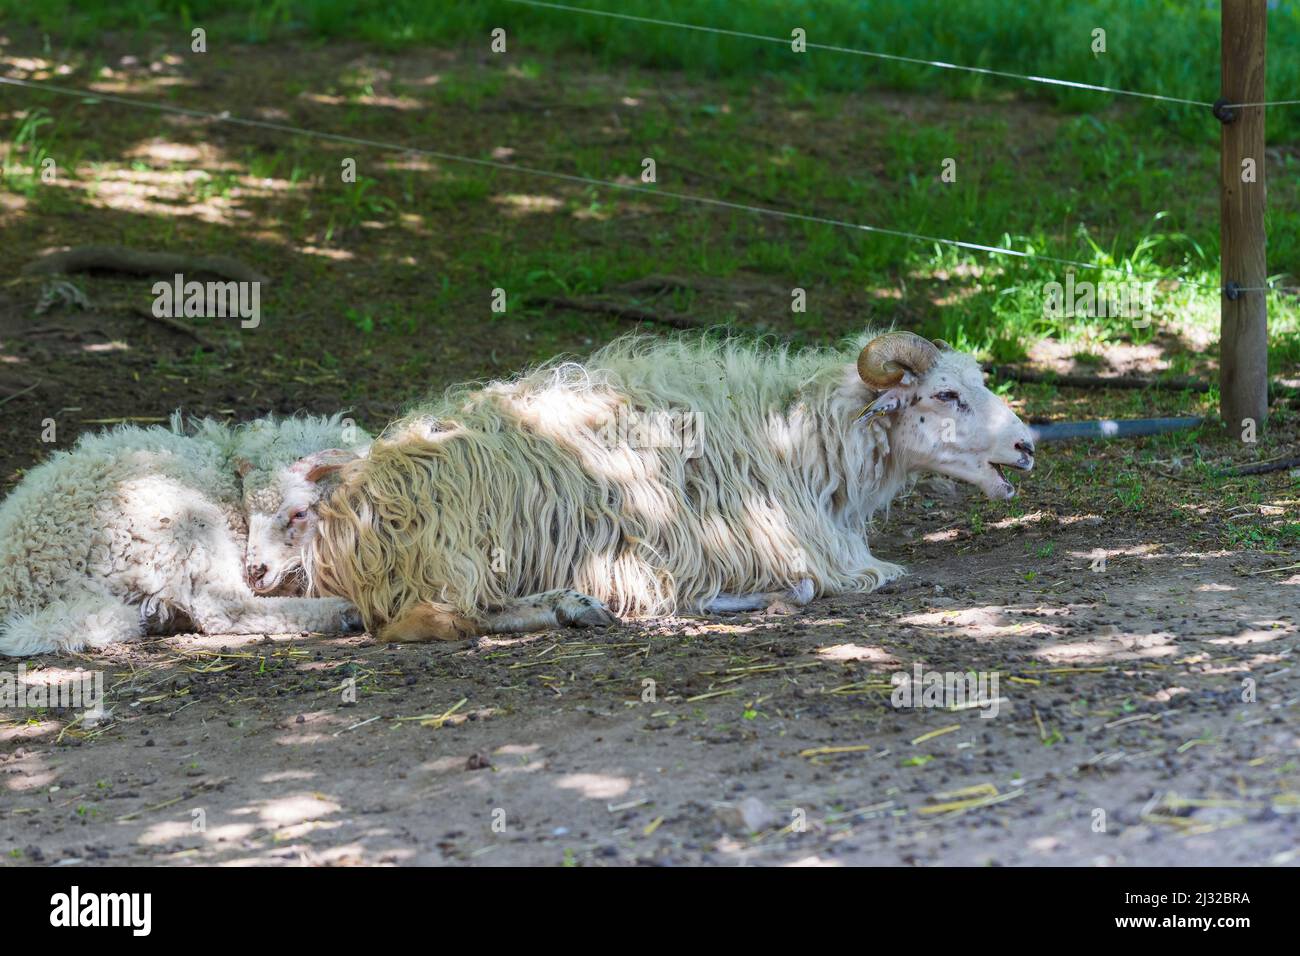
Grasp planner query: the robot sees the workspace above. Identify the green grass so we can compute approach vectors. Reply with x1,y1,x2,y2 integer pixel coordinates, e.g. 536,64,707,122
7,0,1300,137
3,0,1300,394
0,107,54,196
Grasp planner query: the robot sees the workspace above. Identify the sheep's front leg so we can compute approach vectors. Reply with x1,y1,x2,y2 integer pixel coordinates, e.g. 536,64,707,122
482,588,618,634
156,501,363,636
189,592,362,635
701,578,815,614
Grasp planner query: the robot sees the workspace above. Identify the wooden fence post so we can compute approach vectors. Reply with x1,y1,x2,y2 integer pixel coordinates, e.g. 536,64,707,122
1219,0,1268,434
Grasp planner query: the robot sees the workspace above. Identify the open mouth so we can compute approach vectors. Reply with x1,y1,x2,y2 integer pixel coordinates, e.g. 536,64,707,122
990,460,1032,481
250,572,285,595
987,460,1031,497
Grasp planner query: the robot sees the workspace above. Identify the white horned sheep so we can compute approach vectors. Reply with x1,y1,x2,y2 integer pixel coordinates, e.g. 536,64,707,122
244,330,1035,642
0,414,370,656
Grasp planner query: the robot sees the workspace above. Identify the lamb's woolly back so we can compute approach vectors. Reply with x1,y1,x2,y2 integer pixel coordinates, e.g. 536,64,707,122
232,412,370,473
311,332,908,629
179,411,370,474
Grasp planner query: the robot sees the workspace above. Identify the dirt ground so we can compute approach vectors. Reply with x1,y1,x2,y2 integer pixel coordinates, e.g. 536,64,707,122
1,33,1299,868
3,497,1297,867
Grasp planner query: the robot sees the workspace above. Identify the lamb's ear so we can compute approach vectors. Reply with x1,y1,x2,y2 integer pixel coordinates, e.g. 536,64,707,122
235,458,254,478
293,448,358,483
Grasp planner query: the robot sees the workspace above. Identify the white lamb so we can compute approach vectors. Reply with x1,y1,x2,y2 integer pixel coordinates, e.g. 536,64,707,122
0,413,369,656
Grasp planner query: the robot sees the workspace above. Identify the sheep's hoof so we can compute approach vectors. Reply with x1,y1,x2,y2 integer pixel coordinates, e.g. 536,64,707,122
554,591,619,629
138,595,163,630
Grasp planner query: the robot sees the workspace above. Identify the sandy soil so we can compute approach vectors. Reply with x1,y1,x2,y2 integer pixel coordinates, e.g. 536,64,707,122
3,495,1296,867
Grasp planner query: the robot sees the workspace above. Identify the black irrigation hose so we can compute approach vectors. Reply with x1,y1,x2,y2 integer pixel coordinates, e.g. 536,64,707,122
1029,418,1297,477
1030,416,1204,442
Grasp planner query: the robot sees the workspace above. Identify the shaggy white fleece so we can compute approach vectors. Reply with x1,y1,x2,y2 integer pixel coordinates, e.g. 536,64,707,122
309,332,923,636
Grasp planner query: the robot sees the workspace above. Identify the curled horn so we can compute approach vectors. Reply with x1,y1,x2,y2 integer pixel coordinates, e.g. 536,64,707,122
856,331,942,389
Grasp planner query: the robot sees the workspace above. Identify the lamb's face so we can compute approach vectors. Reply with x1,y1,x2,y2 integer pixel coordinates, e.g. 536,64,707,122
242,450,356,594
856,336,1035,500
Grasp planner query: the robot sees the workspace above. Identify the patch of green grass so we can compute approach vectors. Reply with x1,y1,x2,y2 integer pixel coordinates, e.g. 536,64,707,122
191,169,243,202
1113,469,1146,511
344,306,419,336
1220,516,1300,551
317,176,397,241
1,108,55,197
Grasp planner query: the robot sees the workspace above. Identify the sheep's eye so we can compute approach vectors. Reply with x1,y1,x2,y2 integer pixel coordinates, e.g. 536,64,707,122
289,510,308,523
934,390,961,403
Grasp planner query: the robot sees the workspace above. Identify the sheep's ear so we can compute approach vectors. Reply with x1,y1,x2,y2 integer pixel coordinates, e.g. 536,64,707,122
294,448,357,483
235,458,254,478
855,389,904,425
306,462,346,483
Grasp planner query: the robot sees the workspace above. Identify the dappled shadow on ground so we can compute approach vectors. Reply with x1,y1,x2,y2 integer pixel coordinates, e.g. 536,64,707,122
2,495,1296,867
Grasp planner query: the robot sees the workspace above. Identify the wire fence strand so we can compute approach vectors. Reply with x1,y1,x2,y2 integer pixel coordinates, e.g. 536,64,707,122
1224,99,1300,108
3,73,1294,296
502,0,1217,108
